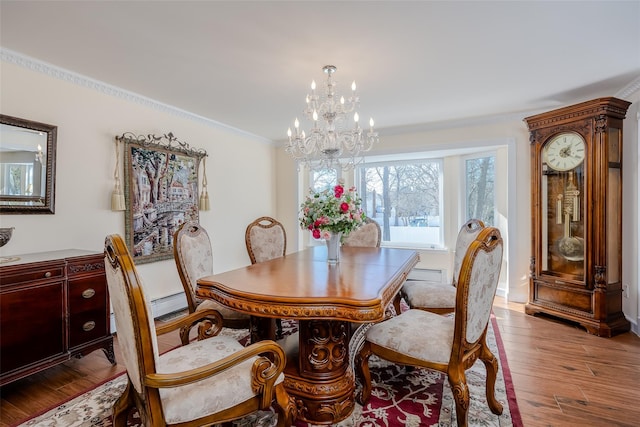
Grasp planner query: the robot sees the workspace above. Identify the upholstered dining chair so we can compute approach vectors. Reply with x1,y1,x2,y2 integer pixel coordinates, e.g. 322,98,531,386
174,221,250,344
342,217,381,248
245,216,287,264
401,218,485,314
355,226,504,427
104,234,295,427
245,216,287,338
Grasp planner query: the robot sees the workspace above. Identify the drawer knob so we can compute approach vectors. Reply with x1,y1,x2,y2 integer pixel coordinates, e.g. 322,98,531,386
82,288,96,299
82,321,96,332
44,271,52,278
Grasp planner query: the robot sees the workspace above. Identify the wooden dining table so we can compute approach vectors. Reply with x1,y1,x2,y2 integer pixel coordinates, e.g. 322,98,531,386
196,245,419,425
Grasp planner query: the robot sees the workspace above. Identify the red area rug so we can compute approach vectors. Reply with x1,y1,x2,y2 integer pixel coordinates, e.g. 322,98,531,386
14,316,521,427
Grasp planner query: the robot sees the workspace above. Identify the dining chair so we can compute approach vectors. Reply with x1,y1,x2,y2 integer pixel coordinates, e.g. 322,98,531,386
342,217,381,248
174,221,250,344
245,216,287,338
355,226,504,427
245,216,287,264
401,218,485,314
104,234,295,427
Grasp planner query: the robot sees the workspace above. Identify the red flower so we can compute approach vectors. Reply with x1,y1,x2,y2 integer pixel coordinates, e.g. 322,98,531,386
340,202,349,213
334,185,344,198
312,228,321,239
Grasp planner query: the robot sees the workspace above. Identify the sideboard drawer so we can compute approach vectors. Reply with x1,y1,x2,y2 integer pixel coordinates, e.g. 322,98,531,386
68,277,108,348
0,263,65,287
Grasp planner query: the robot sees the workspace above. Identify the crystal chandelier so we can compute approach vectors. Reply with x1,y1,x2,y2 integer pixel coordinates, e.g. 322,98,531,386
286,65,378,169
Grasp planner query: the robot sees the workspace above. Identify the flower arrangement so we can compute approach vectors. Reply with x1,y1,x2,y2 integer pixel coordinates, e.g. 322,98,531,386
299,181,366,239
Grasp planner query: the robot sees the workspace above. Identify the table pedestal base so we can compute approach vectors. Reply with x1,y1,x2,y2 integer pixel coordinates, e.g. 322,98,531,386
283,366,355,424
283,319,356,424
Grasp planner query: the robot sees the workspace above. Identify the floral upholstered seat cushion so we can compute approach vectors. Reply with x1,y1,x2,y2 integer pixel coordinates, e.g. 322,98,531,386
365,309,454,364
158,335,285,424
249,226,285,263
401,280,456,309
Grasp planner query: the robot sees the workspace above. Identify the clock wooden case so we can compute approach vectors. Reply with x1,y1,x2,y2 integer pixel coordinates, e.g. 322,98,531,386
524,97,631,337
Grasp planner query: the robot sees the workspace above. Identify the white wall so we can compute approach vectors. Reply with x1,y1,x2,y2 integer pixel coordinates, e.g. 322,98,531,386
0,59,277,303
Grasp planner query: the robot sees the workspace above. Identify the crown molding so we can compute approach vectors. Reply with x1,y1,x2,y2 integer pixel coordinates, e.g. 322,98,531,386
1,48,273,145
616,75,640,100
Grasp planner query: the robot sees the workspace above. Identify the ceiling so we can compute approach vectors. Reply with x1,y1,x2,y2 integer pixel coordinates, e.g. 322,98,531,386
1,1,639,143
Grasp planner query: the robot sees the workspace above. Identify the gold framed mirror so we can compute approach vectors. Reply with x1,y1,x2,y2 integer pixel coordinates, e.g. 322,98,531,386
0,114,57,214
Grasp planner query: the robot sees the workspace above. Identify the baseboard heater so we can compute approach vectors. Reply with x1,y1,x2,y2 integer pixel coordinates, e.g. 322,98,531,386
110,292,188,332
405,268,446,283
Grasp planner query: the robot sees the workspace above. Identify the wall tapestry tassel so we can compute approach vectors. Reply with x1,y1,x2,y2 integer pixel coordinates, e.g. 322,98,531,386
199,156,210,211
111,138,126,211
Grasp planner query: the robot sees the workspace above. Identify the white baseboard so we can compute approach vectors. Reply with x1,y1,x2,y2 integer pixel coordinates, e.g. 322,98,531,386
110,292,188,333
630,316,639,336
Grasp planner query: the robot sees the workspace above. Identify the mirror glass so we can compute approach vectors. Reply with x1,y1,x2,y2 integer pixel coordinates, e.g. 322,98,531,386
0,115,56,214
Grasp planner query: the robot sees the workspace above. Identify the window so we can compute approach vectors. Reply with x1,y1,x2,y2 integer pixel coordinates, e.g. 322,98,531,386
357,159,443,248
310,167,339,192
464,154,495,226
0,163,34,195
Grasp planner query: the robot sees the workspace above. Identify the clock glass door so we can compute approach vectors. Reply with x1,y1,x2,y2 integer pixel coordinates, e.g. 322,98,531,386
541,133,586,281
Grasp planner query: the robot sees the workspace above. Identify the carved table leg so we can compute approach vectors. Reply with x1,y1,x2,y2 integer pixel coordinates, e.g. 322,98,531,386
250,316,277,343
283,319,355,424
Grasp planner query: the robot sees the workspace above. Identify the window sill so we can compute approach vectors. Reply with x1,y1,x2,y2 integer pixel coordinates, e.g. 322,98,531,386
381,243,449,253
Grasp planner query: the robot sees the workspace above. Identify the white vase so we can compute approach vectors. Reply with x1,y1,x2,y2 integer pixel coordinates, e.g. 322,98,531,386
326,232,342,264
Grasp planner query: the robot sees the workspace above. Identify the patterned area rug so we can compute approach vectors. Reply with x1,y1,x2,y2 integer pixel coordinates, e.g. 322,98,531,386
15,316,521,427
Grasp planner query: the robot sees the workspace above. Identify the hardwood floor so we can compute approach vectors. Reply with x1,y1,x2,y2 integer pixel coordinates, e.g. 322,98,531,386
1,298,639,426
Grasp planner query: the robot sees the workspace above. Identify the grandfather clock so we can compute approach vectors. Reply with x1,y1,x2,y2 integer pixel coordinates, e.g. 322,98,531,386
524,97,631,337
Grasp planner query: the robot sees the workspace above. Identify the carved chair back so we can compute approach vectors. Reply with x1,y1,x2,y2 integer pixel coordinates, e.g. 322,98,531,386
245,216,287,264
342,217,382,248
452,218,485,286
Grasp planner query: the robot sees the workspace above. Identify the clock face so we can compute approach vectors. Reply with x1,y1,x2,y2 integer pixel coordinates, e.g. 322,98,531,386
544,133,586,171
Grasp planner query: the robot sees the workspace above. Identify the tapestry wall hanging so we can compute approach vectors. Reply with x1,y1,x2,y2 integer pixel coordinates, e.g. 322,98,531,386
118,132,207,264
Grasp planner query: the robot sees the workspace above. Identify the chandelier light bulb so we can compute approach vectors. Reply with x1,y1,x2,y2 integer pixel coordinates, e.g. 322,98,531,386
340,96,345,105
311,80,316,91
287,128,292,137
294,118,300,129
354,112,359,123
351,81,356,92
369,118,375,128
313,110,318,121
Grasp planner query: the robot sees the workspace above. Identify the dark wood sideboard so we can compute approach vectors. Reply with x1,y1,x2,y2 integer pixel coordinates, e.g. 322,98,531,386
0,250,115,386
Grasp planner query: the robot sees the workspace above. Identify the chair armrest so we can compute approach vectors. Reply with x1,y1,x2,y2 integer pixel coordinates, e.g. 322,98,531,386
155,308,223,338
144,339,286,404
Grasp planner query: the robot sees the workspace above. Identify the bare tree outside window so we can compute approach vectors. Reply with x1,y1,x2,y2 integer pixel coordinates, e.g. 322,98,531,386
465,156,495,225
357,160,443,247
311,168,337,192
